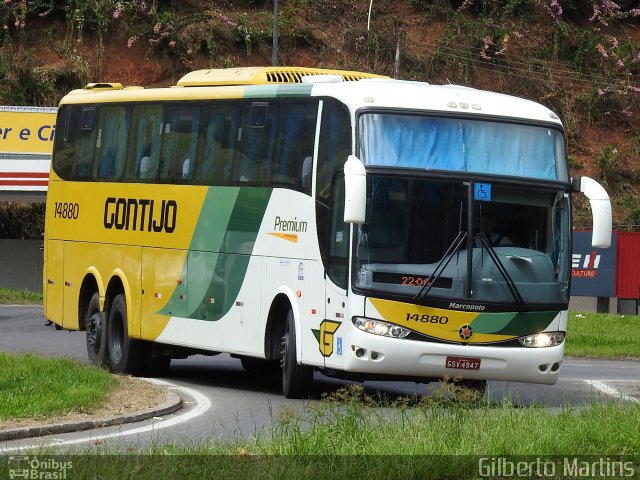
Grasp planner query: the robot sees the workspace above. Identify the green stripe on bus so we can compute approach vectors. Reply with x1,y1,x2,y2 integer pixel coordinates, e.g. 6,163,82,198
159,187,273,321
189,187,239,252
470,311,558,336
180,187,239,319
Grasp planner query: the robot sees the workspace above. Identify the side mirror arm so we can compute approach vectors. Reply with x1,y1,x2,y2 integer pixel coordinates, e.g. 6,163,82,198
573,176,612,248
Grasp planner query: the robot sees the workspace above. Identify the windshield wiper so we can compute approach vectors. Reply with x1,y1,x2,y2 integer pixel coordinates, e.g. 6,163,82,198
475,233,526,306
414,231,467,303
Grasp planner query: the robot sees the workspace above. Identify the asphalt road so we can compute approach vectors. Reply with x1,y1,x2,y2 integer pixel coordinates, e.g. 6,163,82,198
1,305,639,453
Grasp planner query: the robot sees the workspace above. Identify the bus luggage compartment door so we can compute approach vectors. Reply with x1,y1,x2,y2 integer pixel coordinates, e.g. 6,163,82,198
44,239,64,325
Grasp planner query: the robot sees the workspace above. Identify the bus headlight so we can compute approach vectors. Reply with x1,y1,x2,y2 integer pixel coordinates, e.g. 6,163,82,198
353,317,411,338
518,332,565,348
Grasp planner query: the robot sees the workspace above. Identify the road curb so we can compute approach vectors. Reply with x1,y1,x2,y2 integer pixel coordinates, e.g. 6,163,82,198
0,390,183,442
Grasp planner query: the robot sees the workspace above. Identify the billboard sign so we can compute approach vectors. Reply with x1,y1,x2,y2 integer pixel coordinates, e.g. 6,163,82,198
0,106,57,155
0,106,56,198
571,230,617,297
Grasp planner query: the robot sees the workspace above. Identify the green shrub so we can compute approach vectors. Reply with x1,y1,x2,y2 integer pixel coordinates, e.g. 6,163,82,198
0,202,45,239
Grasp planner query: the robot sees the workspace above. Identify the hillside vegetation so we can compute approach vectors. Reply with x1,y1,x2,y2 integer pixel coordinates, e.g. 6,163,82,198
0,0,639,230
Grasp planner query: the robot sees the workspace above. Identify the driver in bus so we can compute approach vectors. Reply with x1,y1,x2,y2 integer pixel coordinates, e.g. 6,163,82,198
479,214,512,246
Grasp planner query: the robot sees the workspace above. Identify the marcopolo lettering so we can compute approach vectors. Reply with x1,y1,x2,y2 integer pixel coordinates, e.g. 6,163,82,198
449,302,485,311
274,216,307,233
103,197,177,233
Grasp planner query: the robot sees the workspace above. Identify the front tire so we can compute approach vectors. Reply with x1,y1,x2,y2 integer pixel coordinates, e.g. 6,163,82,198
281,309,312,398
85,292,107,367
106,293,147,375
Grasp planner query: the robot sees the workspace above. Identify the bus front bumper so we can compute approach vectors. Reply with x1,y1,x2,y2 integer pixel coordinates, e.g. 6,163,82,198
337,329,564,385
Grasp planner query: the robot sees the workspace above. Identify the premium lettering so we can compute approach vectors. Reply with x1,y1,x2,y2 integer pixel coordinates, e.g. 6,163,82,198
274,216,307,233
104,197,177,233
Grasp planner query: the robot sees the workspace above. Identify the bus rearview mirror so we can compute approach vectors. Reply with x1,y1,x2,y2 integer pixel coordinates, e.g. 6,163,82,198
344,155,367,224
574,176,612,248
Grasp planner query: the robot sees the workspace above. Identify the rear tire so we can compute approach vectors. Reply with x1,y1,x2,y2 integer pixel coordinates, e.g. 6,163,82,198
106,293,147,375
85,292,107,367
281,309,312,398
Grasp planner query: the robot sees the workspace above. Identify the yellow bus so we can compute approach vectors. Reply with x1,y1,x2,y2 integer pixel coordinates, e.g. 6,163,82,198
44,66,611,398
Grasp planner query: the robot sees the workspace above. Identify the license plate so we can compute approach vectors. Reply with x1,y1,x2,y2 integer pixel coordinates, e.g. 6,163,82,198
445,356,481,370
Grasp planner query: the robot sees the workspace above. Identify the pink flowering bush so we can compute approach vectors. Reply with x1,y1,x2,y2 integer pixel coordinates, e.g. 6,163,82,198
452,0,639,122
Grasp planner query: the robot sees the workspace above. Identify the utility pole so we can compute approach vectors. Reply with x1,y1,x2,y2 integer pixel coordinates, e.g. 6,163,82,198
394,27,402,79
272,0,279,66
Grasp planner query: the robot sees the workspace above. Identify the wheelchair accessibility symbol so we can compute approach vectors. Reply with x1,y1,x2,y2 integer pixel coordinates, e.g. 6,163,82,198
474,183,492,202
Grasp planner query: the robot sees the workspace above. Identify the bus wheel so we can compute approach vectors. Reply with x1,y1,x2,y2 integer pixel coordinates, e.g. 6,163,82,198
281,309,312,398
106,293,146,375
85,292,107,367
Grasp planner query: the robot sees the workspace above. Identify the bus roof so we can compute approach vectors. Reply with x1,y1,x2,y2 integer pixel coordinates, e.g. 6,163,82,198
176,66,387,86
60,67,562,126
313,80,562,125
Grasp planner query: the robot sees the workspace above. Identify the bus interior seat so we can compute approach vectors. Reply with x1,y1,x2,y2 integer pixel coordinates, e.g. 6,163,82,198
181,157,192,180
300,156,312,191
138,155,151,178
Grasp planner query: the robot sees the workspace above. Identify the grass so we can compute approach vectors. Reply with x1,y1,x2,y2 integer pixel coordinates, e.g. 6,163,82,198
0,288,42,305
0,352,115,422
12,385,639,479
230,385,640,457
566,311,640,359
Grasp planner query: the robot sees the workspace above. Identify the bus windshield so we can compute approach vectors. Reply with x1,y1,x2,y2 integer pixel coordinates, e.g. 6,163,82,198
358,113,568,182
353,176,571,307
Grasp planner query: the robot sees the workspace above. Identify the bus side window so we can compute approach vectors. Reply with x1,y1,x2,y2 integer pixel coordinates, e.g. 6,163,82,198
234,102,278,184
124,104,163,182
328,174,349,289
51,107,73,179
93,106,129,179
197,103,239,185
272,102,318,192
159,104,200,183
52,106,98,180
76,107,97,178
316,100,351,286
316,101,351,202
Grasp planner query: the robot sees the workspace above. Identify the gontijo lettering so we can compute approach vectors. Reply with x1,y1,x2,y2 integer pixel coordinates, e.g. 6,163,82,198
104,197,177,233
